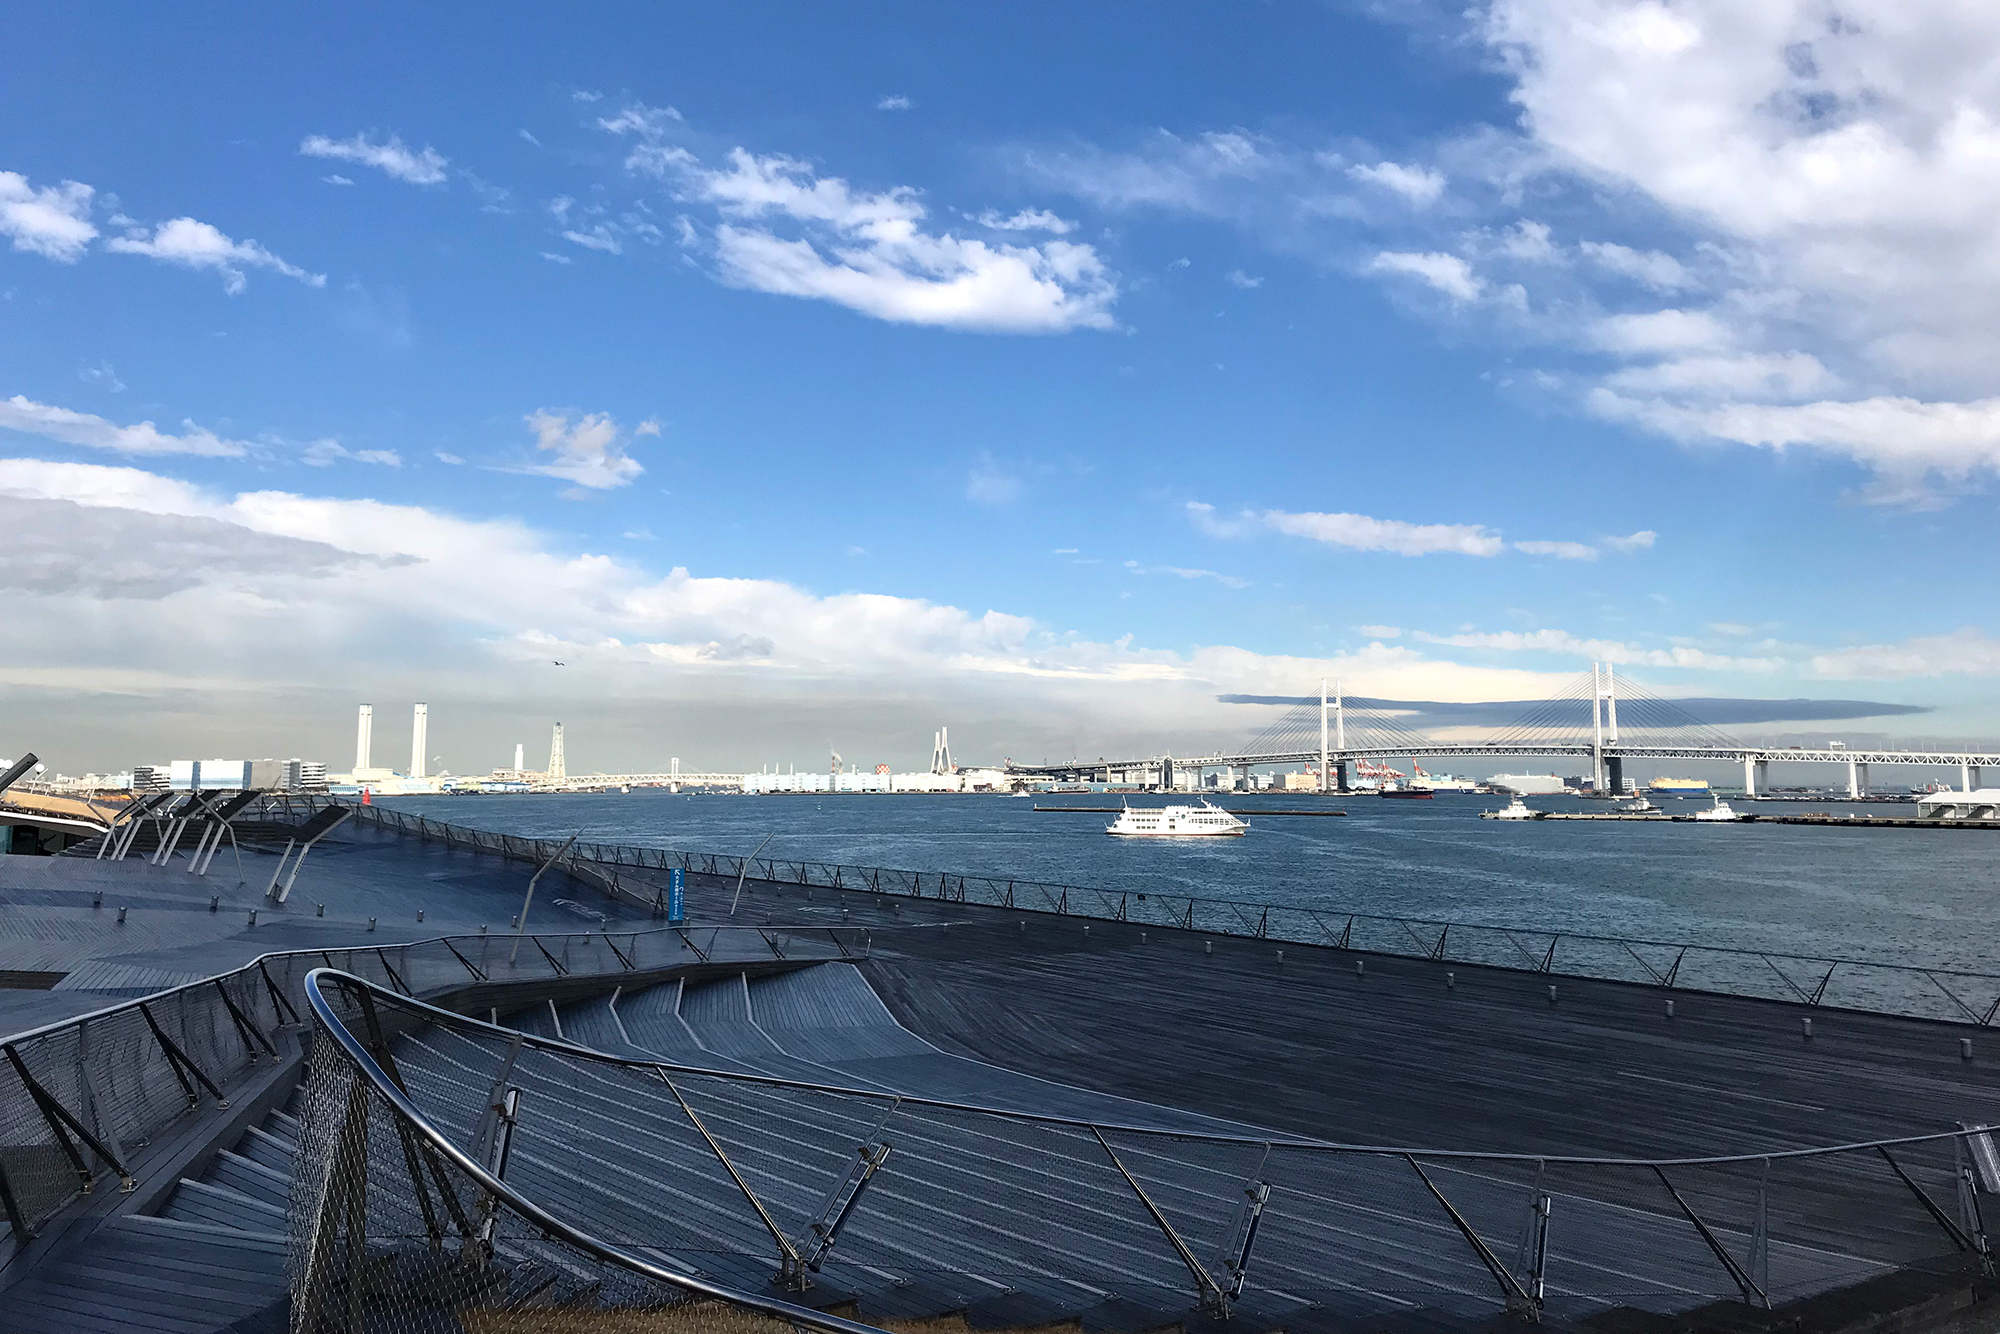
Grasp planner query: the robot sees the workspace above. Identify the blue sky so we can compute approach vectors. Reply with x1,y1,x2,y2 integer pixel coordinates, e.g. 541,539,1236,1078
5,1,1999,772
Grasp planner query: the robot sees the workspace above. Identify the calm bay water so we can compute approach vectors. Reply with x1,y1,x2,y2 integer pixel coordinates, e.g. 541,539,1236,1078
385,791,2000,973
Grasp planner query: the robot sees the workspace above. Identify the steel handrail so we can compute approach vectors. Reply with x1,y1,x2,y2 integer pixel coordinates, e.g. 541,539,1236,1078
319,796,2000,991
301,969,890,1334
307,967,1996,1170
0,918,866,1047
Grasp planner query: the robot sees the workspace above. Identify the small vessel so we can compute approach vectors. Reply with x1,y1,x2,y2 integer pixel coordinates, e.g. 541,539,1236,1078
1106,801,1249,837
1379,785,1434,800
1620,794,1662,815
1692,796,1742,822
1482,796,1543,820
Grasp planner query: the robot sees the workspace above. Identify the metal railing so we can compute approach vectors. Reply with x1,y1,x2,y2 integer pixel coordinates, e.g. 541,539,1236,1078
0,917,868,1250
303,968,2000,1327
313,796,2000,1027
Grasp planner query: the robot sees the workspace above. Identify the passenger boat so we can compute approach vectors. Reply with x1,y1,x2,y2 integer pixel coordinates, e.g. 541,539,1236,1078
1105,801,1249,837
1379,784,1434,799
1692,796,1743,822
1482,796,1543,821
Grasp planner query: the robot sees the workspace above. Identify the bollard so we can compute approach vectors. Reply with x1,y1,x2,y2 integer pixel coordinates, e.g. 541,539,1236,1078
1082,925,1090,939
1020,921,1027,934
1355,959,1365,977
316,902,325,918
1963,1038,1974,1061
1547,984,1557,1005
209,894,219,913
368,916,377,933
1140,931,1148,944
1205,940,1213,956
93,892,103,910
1446,971,1455,990
510,915,520,928
247,909,257,927
116,905,127,925
1665,999,1676,1019
1275,949,1284,965
480,924,488,935
417,908,425,923
1802,1017,1813,1041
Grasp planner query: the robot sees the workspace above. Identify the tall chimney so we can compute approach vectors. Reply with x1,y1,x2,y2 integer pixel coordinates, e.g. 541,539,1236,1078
355,704,373,772
514,742,525,774
410,702,429,779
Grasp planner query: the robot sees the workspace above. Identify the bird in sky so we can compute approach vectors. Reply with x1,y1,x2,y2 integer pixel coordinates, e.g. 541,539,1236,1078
552,660,566,667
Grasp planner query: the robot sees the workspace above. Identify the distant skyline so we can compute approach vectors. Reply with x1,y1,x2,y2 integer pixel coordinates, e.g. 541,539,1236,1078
5,2,1999,773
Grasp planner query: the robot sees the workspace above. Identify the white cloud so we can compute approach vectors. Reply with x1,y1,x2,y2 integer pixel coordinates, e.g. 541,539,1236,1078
1511,539,1598,560
1367,250,1482,302
105,217,323,294
965,453,1022,505
321,174,355,187
1347,160,1446,205
539,250,573,265
877,95,913,112
972,208,1075,234
1191,501,1649,560
1579,241,1693,292
1586,390,2000,485
562,226,622,254
301,439,402,468
0,394,249,457
299,132,449,186
434,451,465,465
1018,129,1272,214
78,361,124,393
1415,627,1783,672
1590,308,1732,355
1809,629,2000,680
597,103,684,139
0,170,97,262
633,145,1116,333
519,129,542,147
1601,353,1835,400
1123,559,1250,589
1356,624,1404,639
1226,269,1263,289
1600,529,1657,552
1497,219,1556,262
522,410,649,490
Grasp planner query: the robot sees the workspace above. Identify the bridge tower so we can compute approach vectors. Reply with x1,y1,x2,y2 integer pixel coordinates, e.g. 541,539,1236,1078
1590,662,1624,793
1319,679,1329,793
547,722,566,783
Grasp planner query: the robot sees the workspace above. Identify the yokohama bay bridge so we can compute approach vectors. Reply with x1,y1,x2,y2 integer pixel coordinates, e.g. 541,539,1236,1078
1007,662,2000,797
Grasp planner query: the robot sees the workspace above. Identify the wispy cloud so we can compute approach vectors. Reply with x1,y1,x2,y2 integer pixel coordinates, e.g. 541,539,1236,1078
1124,559,1249,589
520,409,653,490
0,394,250,457
1226,269,1263,289
1346,160,1445,206
299,132,449,186
301,439,401,468
106,217,323,294
876,94,913,112
965,453,1022,505
1189,501,1651,561
1367,250,1481,303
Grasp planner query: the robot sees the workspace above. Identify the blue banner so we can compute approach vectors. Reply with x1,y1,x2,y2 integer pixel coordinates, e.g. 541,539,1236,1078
667,866,685,924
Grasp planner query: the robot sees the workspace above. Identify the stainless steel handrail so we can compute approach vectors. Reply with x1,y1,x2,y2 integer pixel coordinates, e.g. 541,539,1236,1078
306,967,1994,1170
301,968,891,1334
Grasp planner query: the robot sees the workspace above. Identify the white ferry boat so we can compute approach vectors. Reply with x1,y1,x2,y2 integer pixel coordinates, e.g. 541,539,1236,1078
1105,801,1248,838
1692,796,1743,822
1481,796,1544,821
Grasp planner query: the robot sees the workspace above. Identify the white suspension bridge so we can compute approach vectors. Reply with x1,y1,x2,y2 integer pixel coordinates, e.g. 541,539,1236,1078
1007,663,2000,797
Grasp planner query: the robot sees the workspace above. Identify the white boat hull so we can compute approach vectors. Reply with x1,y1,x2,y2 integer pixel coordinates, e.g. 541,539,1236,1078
1107,827,1248,838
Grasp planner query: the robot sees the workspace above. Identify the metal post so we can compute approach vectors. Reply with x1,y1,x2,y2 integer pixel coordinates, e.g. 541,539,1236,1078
509,833,579,966
1319,678,1329,794
732,832,777,917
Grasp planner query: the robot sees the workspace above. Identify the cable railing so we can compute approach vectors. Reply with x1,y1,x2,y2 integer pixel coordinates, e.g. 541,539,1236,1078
0,917,869,1252
312,796,2000,1027
302,968,2000,1328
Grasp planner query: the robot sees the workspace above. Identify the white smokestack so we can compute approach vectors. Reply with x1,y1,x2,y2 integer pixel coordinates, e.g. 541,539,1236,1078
410,703,428,779
355,704,373,772
514,742,524,773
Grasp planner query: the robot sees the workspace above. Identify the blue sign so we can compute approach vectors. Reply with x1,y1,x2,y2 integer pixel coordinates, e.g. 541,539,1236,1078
667,867,685,924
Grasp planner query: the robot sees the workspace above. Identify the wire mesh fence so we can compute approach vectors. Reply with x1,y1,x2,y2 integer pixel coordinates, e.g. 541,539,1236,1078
301,969,1998,1331
0,916,869,1250
309,795,2000,1027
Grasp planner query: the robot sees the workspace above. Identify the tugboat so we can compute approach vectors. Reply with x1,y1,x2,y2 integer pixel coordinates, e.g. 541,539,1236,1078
1692,795,1743,822
1106,801,1249,837
1481,796,1544,821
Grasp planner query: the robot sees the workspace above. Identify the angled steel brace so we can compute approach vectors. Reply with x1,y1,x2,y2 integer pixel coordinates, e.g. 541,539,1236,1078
442,936,487,982
4,1043,136,1192
374,948,411,996
1217,1146,1274,1301
259,960,300,1025
1651,1165,1769,1309
138,1001,226,1108
800,1141,892,1272
1092,1127,1232,1317
674,927,711,963
1405,1154,1535,1314
215,978,277,1060
529,934,569,975
355,988,476,1242
604,934,635,970
656,1070,808,1286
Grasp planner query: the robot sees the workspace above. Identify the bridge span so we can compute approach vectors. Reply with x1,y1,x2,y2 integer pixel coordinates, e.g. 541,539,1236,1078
1007,664,1998,797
